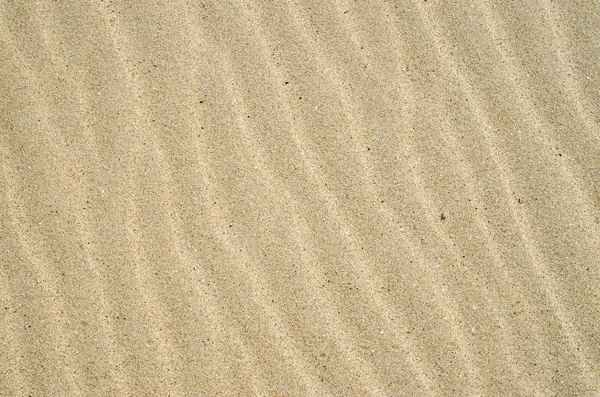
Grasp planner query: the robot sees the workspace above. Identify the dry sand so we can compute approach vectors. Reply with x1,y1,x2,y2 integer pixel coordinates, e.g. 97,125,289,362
1,1,599,395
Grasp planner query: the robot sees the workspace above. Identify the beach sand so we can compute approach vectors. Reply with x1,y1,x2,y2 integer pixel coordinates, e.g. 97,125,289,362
1,1,599,395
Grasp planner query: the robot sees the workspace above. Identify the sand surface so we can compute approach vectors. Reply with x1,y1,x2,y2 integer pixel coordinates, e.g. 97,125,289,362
1,1,599,395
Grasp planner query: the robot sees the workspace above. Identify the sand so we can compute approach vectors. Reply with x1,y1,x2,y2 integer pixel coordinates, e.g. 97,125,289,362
1,1,599,395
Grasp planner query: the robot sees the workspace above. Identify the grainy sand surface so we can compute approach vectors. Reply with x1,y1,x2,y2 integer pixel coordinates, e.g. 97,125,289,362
1,1,599,395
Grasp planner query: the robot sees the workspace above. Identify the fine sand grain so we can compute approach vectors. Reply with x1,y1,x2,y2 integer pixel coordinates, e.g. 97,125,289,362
1,1,599,395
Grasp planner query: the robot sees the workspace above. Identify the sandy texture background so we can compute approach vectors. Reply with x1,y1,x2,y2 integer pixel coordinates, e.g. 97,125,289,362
1,1,599,395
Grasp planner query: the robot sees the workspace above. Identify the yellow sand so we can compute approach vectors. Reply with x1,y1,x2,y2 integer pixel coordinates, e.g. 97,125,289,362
1,1,599,395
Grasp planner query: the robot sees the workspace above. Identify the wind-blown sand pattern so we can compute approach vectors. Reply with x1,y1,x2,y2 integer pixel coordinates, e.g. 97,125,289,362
1,1,599,395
